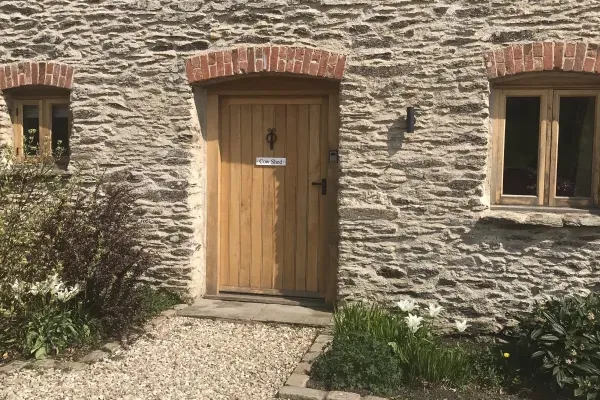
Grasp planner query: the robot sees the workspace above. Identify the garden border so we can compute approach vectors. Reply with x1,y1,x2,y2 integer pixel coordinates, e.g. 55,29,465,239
277,332,388,400
0,304,187,375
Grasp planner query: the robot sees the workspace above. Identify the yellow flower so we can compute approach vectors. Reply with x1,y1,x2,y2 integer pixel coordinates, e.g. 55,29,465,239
503,352,510,358
2,352,8,360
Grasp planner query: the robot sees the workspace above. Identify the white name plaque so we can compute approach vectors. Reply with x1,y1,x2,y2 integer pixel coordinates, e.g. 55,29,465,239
256,157,287,166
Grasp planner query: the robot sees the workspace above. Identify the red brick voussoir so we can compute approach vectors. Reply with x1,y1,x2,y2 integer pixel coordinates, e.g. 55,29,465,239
185,46,347,83
484,41,600,79
0,61,74,90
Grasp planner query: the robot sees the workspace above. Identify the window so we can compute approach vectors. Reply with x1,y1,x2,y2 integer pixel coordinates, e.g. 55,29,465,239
492,77,600,209
12,97,71,160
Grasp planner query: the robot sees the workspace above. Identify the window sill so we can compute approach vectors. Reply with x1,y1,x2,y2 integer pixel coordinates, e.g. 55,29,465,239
481,206,600,227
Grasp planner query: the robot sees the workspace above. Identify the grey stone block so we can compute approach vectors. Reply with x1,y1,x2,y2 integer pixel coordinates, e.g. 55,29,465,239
161,309,177,318
0,360,31,375
301,352,320,363
32,359,58,369
278,386,327,400
326,391,361,400
363,396,389,400
309,341,328,354
80,350,109,364
102,341,121,353
293,362,312,375
57,362,88,371
173,304,188,311
285,373,310,387
314,334,333,344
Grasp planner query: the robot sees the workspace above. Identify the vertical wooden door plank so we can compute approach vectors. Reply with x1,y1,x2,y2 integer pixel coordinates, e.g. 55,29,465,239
229,104,242,287
250,105,264,289
295,105,309,292
283,105,298,291
239,104,253,288
219,100,231,288
306,104,321,293
261,105,275,289
273,104,287,290
206,94,221,295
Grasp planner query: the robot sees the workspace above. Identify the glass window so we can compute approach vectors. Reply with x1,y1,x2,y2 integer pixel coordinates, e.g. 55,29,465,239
51,104,70,156
503,97,540,196
13,99,70,162
22,105,40,156
494,88,600,208
556,97,595,198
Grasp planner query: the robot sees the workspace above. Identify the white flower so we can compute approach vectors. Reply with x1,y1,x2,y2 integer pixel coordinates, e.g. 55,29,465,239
427,304,444,318
55,284,80,302
455,320,470,333
405,313,423,333
29,283,39,296
47,274,64,295
397,299,419,313
9,279,21,293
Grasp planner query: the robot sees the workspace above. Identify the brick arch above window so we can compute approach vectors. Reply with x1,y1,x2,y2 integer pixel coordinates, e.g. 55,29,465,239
485,42,600,79
185,46,347,84
0,61,74,90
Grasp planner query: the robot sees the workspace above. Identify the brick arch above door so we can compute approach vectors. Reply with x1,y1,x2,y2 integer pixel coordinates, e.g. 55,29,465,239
0,61,74,90
185,46,347,84
485,42,600,79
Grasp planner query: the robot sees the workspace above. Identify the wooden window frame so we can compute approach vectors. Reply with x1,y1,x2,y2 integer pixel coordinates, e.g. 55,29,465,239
12,97,70,161
492,77,600,209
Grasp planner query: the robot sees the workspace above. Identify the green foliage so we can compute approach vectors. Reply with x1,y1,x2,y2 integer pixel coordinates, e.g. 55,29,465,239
333,302,410,344
502,293,600,399
136,285,182,322
311,332,403,396
0,147,160,359
316,302,483,392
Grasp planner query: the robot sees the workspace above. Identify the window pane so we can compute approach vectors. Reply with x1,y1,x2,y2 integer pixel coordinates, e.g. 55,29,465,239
51,104,69,155
556,97,595,197
503,97,540,196
23,105,40,156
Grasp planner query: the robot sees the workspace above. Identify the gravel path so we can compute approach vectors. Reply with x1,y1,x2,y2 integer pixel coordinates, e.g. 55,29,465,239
0,317,317,400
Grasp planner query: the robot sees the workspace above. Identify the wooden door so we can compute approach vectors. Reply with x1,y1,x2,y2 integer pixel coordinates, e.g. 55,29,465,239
218,96,328,298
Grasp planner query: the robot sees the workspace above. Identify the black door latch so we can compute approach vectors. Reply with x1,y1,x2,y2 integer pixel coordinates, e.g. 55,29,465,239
312,178,327,195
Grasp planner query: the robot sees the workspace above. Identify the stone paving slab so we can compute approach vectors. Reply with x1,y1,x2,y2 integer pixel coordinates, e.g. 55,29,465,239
178,299,333,327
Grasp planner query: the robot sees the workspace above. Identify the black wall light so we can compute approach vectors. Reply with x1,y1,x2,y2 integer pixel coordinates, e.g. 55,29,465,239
407,106,416,133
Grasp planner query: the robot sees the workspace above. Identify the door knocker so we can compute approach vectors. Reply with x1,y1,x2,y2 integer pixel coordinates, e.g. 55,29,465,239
266,128,277,150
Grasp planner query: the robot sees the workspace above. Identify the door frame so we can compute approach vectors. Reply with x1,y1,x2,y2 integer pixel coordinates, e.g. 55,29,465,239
203,76,340,305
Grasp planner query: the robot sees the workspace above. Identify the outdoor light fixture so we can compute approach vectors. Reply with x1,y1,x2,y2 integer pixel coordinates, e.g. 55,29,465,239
407,107,416,133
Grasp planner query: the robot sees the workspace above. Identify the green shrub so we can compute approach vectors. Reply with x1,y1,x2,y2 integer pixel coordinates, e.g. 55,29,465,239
328,302,481,389
502,293,600,399
137,285,182,322
311,331,403,396
0,148,159,358
333,302,410,344
38,182,156,333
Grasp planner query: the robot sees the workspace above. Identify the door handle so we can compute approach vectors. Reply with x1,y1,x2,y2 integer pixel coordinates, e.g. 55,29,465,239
312,178,327,195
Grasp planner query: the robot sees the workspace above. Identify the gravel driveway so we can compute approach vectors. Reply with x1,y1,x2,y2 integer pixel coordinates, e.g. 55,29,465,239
0,317,317,400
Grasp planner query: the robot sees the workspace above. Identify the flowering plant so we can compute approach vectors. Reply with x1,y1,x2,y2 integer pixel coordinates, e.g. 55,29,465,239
1,274,87,359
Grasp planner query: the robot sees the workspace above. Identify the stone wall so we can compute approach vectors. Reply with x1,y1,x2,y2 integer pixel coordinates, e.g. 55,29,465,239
2,0,600,328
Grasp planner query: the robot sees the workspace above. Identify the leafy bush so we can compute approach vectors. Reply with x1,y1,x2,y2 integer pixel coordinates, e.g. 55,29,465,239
136,285,182,322
316,302,481,391
311,331,403,396
0,148,162,359
501,293,600,399
1,274,92,358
